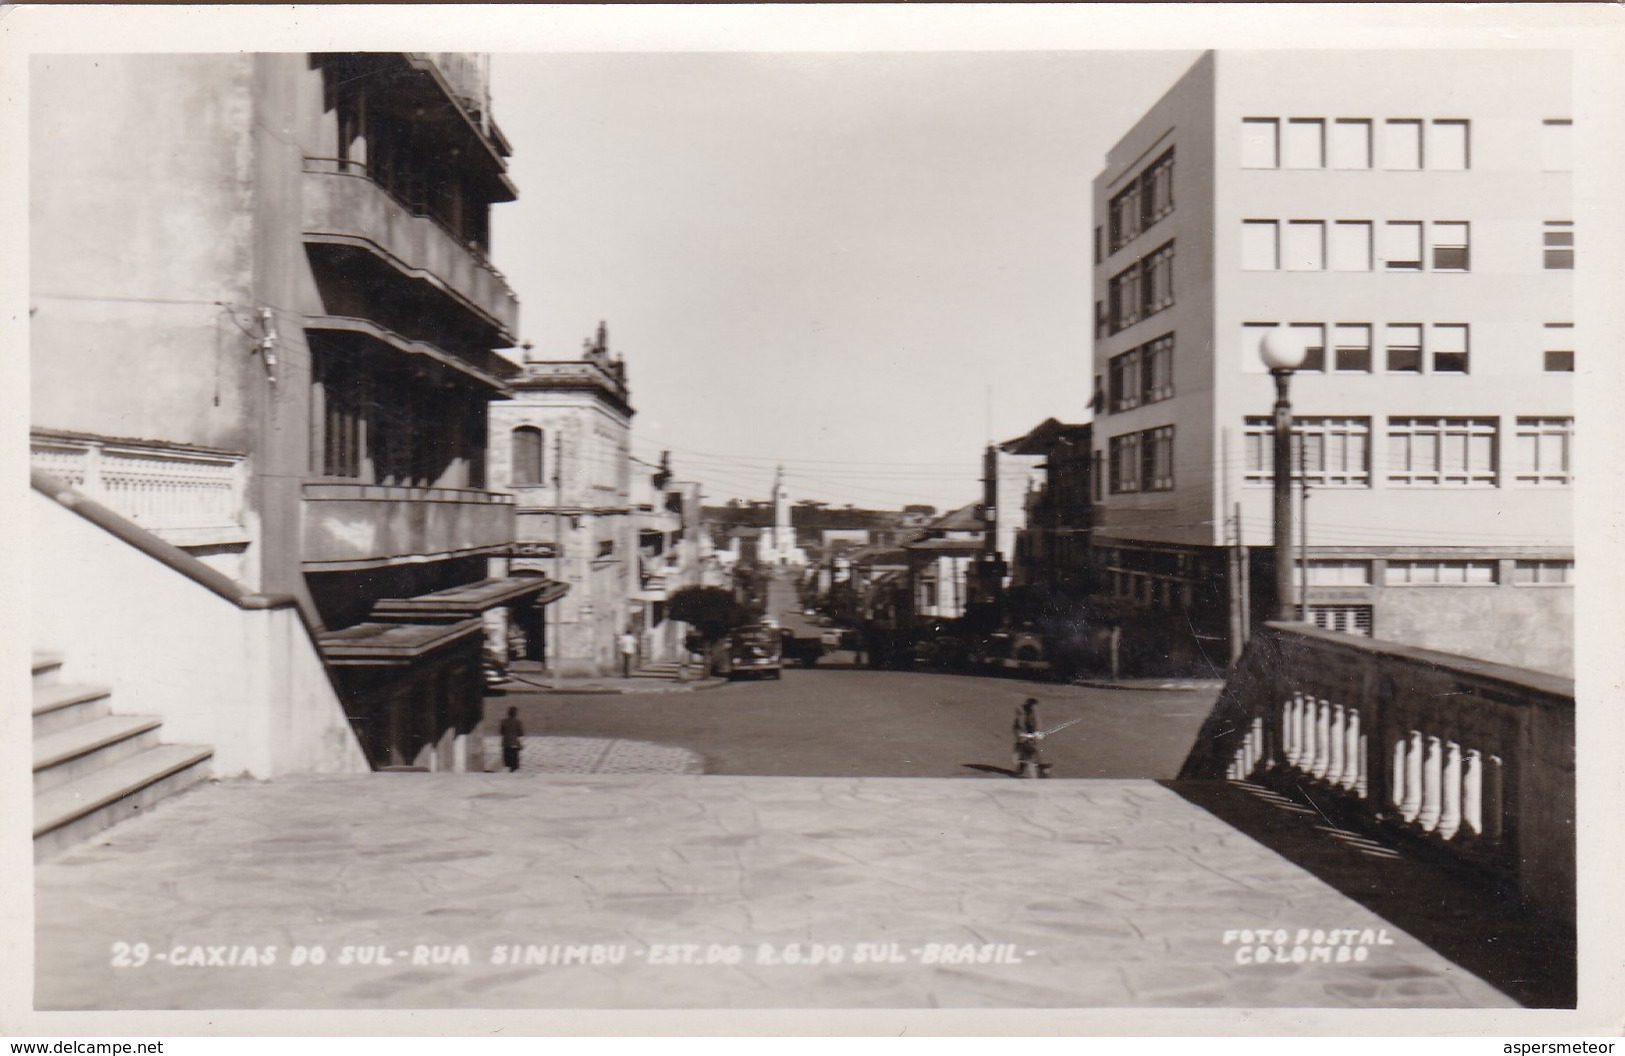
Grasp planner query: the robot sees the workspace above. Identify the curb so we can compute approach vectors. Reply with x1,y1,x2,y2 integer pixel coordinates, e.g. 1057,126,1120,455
497,676,729,696
1065,678,1227,693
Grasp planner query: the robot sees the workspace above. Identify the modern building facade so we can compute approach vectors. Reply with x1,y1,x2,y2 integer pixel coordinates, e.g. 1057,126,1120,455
489,324,637,677
31,53,549,780
1089,50,1574,676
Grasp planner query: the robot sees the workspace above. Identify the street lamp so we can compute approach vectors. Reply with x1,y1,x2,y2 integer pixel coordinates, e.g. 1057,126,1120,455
1260,328,1309,622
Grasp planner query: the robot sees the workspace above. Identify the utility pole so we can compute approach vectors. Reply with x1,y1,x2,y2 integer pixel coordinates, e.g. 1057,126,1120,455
1221,428,1243,665
552,430,564,688
1298,432,1310,623
1235,501,1250,647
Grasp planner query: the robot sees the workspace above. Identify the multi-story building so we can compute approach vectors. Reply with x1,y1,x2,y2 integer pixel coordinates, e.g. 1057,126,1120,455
489,324,637,677
631,472,714,665
903,503,986,625
1089,50,1573,676
31,54,550,794
978,434,1048,605
1005,419,1094,598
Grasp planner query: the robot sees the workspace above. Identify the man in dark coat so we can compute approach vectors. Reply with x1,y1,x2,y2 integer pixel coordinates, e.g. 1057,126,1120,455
499,706,524,773
1013,698,1044,778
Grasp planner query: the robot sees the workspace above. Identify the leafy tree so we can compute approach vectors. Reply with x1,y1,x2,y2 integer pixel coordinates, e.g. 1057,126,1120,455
671,585,762,676
669,585,750,649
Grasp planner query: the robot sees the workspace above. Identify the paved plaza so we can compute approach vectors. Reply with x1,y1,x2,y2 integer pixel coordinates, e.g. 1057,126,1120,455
33,772,1516,1011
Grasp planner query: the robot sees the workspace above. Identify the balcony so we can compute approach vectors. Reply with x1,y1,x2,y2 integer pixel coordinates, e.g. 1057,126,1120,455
301,483,515,570
301,159,519,344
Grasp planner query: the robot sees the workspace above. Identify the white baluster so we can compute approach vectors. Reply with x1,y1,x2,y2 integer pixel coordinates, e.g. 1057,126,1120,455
1419,734,1443,832
1483,753,1504,843
1283,694,1301,767
1311,698,1331,780
1391,735,1408,811
1401,730,1423,823
1327,703,1346,787
1438,740,1463,839
1343,708,1362,792
1462,748,1483,836
1356,729,1369,799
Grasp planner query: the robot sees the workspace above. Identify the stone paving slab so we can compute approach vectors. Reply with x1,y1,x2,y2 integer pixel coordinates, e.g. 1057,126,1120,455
32,774,1515,1011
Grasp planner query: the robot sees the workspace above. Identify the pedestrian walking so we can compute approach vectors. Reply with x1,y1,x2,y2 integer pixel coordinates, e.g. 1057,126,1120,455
619,630,637,679
1012,698,1045,779
498,706,524,773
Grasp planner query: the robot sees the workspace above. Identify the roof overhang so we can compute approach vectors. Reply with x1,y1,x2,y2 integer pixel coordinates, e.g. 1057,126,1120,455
319,617,484,666
371,576,568,621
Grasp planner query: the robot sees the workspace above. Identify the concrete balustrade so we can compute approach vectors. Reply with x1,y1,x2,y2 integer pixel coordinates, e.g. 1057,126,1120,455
1183,622,1574,925
31,433,246,546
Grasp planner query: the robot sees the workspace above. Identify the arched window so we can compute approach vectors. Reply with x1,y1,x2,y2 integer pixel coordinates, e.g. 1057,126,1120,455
511,426,544,486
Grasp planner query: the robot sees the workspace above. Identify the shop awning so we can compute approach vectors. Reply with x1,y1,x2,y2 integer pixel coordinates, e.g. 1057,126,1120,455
318,618,485,666
371,576,568,621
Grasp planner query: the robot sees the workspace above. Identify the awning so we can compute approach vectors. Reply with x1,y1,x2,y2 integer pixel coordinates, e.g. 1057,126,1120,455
371,576,568,621
318,618,485,666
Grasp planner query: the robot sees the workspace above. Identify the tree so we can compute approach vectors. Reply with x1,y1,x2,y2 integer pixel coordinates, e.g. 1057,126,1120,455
668,586,752,674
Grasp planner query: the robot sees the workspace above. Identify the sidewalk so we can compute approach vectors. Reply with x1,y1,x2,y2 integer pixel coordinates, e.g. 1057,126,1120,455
32,772,1516,1013
1064,677,1228,693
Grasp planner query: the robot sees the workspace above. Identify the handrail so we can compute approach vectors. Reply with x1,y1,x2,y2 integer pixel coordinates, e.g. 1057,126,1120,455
31,468,332,645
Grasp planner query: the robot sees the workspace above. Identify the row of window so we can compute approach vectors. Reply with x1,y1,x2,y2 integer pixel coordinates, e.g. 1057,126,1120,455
1105,148,1175,257
1106,334,1174,412
1240,117,1572,172
1241,321,1470,374
313,354,487,487
1240,321,1575,375
1244,117,1470,171
1099,324,1573,418
1105,240,1175,335
1108,425,1175,494
1241,219,1463,272
1240,218,1572,272
1241,416,1573,488
1305,558,1573,587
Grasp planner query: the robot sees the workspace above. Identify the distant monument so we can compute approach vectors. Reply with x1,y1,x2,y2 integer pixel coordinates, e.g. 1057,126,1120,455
759,465,806,567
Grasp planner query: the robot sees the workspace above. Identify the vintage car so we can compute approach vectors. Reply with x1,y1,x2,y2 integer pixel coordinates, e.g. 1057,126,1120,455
978,628,1051,675
711,625,784,679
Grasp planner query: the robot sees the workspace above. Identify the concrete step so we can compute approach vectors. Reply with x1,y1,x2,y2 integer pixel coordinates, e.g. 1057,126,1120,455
32,683,113,738
34,714,163,795
32,653,65,687
34,744,214,861
633,664,688,678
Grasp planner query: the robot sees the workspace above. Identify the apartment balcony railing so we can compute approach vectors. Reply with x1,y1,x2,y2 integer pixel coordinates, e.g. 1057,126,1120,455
301,158,519,342
412,53,492,133
301,482,516,570
1186,622,1574,924
31,432,247,548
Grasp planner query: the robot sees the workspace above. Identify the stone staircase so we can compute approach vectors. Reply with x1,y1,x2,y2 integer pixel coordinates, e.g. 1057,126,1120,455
32,653,214,860
632,661,687,680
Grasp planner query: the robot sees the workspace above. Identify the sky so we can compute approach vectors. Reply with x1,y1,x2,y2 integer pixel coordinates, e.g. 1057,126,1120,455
488,50,1200,512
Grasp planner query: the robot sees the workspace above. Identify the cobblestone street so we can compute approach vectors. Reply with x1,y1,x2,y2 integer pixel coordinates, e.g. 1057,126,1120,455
482,736,704,775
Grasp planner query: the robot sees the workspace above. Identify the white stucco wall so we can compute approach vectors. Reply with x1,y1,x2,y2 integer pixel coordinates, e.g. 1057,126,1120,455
32,489,368,777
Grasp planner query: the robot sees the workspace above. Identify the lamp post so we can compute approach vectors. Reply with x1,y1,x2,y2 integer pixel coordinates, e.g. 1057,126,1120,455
1260,329,1309,622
